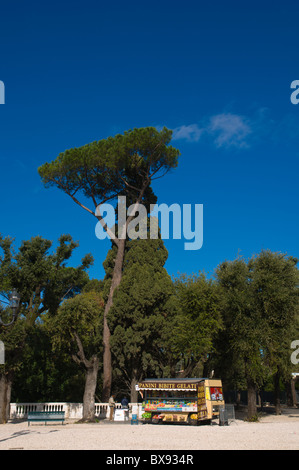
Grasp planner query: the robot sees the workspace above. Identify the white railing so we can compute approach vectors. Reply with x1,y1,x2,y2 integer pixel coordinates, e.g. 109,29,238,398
9,402,143,420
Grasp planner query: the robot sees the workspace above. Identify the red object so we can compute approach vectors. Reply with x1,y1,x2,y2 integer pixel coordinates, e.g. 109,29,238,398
210,387,223,401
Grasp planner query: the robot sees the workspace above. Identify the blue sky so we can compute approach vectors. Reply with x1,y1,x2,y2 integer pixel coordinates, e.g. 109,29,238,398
0,0,298,281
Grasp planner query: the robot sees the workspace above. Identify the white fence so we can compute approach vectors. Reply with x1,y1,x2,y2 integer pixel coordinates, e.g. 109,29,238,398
10,402,143,420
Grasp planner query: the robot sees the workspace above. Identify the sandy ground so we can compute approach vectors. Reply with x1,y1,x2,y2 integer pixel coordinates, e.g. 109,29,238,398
0,408,299,450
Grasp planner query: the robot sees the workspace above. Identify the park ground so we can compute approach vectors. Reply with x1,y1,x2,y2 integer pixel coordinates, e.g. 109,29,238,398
0,406,298,450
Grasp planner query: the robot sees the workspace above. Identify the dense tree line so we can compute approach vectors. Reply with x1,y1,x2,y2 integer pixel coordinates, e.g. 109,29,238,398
1,233,298,422
1,127,298,423
0,234,93,422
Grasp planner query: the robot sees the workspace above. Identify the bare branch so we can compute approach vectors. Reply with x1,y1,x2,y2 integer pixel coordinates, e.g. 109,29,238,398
95,207,120,248
69,193,95,216
150,167,171,181
118,174,142,192
73,331,92,369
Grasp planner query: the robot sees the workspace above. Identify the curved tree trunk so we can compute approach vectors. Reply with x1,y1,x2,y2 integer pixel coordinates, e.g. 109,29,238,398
102,238,126,402
101,190,147,402
72,333,100,422
82,357,100,422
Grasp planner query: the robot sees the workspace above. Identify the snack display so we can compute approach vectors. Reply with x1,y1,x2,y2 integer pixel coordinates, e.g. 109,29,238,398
143,399,197,412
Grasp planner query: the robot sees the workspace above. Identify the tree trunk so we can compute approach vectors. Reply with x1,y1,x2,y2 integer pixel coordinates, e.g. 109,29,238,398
291,377,298,407
102,238,126,402
274,371,281,415
0,373,13,424
284,379,293,407
130,370,139,403
247,379,257,420
101,189,148,402
82,357,100,422
236,390,241,409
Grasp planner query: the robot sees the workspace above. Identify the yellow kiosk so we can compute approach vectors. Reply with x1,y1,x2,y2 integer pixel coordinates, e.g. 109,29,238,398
136,378,225,425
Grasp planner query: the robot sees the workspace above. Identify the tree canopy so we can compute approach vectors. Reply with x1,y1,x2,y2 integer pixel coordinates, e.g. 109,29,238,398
38,127,180,243
213,251,299,418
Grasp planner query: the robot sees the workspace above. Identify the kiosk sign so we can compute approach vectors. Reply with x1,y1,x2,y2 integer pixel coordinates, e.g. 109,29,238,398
197,382,208,420
137,381,199,390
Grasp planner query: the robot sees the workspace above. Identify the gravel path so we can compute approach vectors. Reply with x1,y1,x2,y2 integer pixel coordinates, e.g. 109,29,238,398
0,410,299,450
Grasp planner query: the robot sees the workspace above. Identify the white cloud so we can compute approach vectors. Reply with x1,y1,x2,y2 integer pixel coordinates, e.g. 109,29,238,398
208,113,252,149
172,112,253,149
172,124,203,142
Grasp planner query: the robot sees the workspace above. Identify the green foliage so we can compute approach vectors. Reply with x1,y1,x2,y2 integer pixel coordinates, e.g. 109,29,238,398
106,237,177,389
0,233,93,379
0,234,14,293
0,234,93,321
245,414,260,422
48,291,104,362
214,251,299,393
0,318,26,376
3,234,298,406
12,324,85,402
215,257,268,388
38,127,180,215
248,250,299,380
171,273,223,365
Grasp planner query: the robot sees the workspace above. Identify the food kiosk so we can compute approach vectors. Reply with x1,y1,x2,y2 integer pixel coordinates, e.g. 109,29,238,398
136,378,225,425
